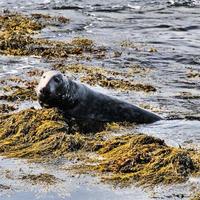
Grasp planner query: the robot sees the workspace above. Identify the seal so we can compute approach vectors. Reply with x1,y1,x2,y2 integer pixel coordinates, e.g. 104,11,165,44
36,71,162,124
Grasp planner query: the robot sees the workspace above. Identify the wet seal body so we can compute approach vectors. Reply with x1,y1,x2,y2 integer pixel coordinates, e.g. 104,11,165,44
36,71,162,124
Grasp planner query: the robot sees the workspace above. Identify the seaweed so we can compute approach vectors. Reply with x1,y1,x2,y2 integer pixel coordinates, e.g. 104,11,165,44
20,173,60,185
53,64,156,92
0,86,37,102
0,108,199,187
0,11,199,194
0,103,16,113
0,13,102,59
187,70,200,79
0,108,104,161
83,134,200,187
191,193,200,200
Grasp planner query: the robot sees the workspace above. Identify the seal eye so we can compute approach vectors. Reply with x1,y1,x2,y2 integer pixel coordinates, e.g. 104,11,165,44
54,76,60,83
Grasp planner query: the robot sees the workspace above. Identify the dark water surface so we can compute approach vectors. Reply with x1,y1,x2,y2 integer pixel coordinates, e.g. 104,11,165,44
0,0,200,199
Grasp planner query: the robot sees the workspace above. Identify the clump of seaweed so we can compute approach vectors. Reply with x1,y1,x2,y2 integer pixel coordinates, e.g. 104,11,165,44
54,63,150,78
175,92,200,100
0,74,39,103
81,134,200,187
0,86,37,102
0,12,101,59
187,70,200,79
0,104,16,113
0,184,11,191
191,192,200,200
80,73,156,92
26,69,44,77
71,37,94,51
20,173,60,185
54,64,156,92
0,108,103,161
121,40,158,53
0,13,43,34
0,108,199,187
31,13,69,24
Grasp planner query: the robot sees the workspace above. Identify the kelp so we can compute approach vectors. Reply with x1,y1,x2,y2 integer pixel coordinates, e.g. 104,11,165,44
0,108,199,187
0,103,16,113
0,13,101,59
191,193,200,200
0,108,105,161
0,86,37,102
20,173,60,185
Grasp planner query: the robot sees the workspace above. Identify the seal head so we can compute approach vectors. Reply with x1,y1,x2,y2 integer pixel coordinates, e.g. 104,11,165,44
36,71,67,108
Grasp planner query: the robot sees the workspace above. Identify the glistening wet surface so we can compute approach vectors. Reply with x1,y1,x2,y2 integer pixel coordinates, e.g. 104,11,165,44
0,0,200,199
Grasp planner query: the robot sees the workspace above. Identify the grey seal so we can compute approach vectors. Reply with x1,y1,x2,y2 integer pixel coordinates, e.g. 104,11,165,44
36,71,162,124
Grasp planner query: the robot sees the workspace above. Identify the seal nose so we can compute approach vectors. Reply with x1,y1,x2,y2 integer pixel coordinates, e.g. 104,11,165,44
40,87,50,96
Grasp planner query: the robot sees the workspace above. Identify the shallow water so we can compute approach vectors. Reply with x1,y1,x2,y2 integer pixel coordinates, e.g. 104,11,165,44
0,0,200,199
0,157,199,200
